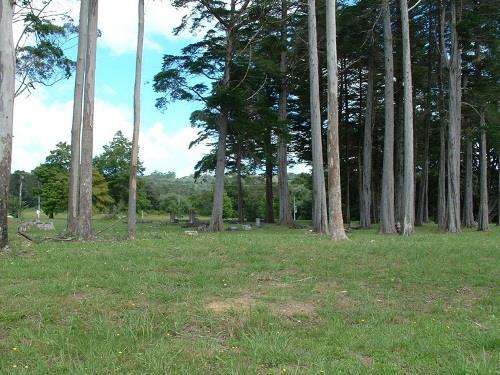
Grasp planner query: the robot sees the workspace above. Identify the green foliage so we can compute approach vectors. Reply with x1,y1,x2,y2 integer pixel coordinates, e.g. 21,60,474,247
94,131,145,209
15,2,77,95
222,191,234,218
32,143,113,217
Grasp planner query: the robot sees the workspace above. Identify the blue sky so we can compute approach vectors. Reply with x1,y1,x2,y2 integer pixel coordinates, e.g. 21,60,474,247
13,0,208,176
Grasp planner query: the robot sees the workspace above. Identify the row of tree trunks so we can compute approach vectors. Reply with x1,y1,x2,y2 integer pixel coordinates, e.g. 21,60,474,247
0,0,15,250
308,0,328,234
128,0,145,240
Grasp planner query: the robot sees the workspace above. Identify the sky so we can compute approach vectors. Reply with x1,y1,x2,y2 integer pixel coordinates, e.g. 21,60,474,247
12,0,310,177
12,0,210,177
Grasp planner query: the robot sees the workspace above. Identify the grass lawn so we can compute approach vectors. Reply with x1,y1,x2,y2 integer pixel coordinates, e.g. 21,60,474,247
1,214,499,374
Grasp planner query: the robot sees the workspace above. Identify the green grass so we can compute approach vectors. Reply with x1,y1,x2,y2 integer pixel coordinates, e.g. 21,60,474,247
1,214,499,374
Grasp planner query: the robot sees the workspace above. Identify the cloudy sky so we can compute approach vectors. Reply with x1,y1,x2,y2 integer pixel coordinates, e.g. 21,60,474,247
13,0,210,177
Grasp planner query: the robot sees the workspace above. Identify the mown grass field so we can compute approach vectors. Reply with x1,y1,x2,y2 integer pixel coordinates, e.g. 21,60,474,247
1,214,499,374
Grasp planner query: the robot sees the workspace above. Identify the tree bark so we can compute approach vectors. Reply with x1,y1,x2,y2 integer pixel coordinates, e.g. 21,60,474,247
462,140,475,227
128,0,144,240
236,146,244,223
0,0,15,250
308,0,328,234
277,0,293,226
78,0,98,240
209,28,235,232
326,0,347,240
477,117,488,231
343,66,351,226
265,156,275,223
380,0,396,234
360,50,374,229
446,0,462,233
400,0,415,236
67,0,89,236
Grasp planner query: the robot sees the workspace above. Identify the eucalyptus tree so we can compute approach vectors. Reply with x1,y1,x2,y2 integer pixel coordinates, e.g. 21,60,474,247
128,0,145,240
68,0,89,236
277,0,293,226
78,0,98,240
308,0,328,234
325,0,347,240
0,0,15,250
400,0,414,236
439,0,462,232
380,0,396,234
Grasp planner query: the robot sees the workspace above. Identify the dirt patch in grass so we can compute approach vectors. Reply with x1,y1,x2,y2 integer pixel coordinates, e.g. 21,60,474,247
207,295,257,314
356,353,374,367
270,300,317,317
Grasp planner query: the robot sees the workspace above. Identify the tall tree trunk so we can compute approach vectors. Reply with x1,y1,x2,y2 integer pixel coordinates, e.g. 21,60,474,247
68,0,89,236
236,148,244,223
478,117,488,231
326,0,347,240
400,0,415,236
462,140,475,227
277,0,293,226
0,0,15,250
209,29,235,232
416,116,430,226
380,0,396,234
308,0,328,234
78,0,98,240
360,50,374,229
343,68,351,226
446,0,462,232
265,156,275,223
128,0,144,240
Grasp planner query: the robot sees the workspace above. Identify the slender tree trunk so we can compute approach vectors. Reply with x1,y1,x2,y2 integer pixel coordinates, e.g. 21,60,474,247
343,70,351,226
236,149,244,223
67,0,89,236
265,157,275,223
78,0,98,240
416,117,430,226
400,0,415,236
395,79,404,224
462,140,475,227
497,168,499,226
361,50,374,229
128,0,144,240
308,0,328,234
0,0,15,250
380,0,396,233
209,30,235,232
416,16,433,227
478,117,489,231
438,120,447,229
326,0,347,240
278,0,293,226
446,0,462,233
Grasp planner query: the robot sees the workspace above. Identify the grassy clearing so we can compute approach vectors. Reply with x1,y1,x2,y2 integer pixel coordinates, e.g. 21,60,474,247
1,214,499,374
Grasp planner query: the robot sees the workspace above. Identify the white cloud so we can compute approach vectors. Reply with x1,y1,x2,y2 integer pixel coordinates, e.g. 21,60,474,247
12,89,208,177
98,0,192,55
14,0,192,56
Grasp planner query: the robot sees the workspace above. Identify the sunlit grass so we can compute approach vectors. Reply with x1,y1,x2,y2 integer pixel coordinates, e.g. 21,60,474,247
1,213,499,374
